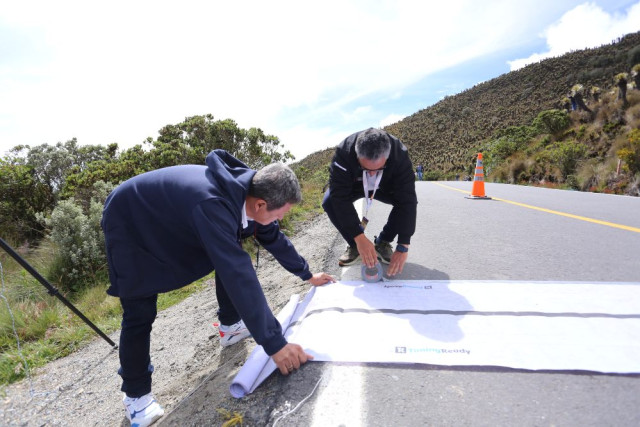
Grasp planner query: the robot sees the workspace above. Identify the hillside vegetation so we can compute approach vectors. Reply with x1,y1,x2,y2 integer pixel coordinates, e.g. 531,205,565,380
381,31,640,194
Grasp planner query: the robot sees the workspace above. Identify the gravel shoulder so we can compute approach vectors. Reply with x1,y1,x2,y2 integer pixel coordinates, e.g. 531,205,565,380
0,214,342,426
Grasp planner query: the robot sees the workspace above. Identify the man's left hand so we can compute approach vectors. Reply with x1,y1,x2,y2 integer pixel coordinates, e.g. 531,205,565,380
308,272,336,286
386,251,408,276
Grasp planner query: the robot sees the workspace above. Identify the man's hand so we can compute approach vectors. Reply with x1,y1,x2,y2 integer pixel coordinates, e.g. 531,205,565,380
386,250,408,276
272,343,314,375
354,233,377,268
308,272,336,286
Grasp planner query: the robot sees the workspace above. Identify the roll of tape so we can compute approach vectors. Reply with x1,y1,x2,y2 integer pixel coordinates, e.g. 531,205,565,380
361,263,383,283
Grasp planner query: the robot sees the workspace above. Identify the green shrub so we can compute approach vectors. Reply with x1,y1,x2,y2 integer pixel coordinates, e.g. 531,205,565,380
485,125,538,172
617,128,640,174
627,45,640,67
39,182,114,293
565,174,579,190
43,199,106,292
507,155,530,184
545,140,588,179
588,55,613,68
525,135,551,155
602,121,623,135
0,161,51,242
423,170,443,181
494,125,537,143
532,109,570,135
486,139,518,164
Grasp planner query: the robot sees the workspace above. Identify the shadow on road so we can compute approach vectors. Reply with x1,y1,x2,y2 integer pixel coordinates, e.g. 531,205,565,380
355,263,473,342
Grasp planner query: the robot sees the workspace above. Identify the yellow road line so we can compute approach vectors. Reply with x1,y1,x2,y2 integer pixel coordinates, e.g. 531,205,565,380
435,183,640,233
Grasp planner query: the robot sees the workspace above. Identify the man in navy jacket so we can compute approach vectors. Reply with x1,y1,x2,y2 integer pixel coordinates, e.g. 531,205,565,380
102,149,333,426
323,128,417,277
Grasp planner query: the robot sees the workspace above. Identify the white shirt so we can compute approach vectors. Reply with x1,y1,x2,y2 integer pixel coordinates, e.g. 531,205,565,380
241,201,249,228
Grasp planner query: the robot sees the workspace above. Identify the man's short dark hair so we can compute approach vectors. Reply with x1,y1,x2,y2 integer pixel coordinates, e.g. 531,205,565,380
249,163,302,210
355,128,392,161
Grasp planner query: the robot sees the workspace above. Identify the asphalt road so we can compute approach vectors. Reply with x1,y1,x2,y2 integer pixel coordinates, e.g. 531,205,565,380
278,182,640,426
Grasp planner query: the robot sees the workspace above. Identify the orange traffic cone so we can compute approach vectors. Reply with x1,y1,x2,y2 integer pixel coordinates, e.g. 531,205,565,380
465,153,492,200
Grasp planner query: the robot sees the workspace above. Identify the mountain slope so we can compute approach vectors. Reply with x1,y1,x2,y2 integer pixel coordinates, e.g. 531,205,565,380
384,31,640,174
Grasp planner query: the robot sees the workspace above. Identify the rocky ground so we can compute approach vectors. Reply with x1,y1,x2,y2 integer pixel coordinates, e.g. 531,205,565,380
0,214,342,426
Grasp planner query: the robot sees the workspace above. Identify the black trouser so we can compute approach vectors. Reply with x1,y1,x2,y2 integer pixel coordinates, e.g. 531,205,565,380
118,276,239,398
118,295,157,398
215,273,241,326
322,189,397,247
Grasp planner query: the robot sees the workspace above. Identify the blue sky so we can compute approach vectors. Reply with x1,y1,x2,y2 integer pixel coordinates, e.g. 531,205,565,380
1,0,639,161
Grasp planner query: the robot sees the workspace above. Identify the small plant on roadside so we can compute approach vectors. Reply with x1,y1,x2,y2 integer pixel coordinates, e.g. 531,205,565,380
217,408,244,426
617,128,640,174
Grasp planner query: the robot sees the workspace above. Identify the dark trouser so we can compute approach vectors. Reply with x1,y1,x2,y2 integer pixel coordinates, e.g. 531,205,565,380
117,276,239,397
215,273,241,326
322,189,397,247
119,295,157,398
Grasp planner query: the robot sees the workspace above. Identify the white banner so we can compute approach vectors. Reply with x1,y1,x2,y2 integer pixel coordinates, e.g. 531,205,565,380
231,280,640,397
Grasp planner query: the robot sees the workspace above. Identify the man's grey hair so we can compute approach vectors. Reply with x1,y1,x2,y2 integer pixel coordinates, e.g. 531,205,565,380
354,128,392,161
249,163,302,210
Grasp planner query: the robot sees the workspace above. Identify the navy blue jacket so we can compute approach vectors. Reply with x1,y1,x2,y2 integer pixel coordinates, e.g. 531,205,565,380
328,129,417,244
101,150,312,355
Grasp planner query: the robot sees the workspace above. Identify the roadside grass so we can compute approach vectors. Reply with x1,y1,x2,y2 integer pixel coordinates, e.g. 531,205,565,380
283,179,327,231
284,158,330,231
0,241,210,387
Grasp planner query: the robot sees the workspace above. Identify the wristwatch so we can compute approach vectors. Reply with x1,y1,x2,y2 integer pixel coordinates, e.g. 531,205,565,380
395,244,409,253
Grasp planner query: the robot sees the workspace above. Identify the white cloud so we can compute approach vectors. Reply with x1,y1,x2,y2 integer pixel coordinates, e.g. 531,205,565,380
379,114,405,128
508,1,640,70
2,1,638,159
278,125,345,161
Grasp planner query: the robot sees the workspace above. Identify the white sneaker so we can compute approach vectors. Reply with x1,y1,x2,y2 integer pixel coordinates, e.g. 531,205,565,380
123,393,164,427
217,319,251,347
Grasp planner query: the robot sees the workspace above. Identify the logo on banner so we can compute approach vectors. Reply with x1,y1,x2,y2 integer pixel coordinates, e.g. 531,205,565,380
395,346,471,355
384,284,432,290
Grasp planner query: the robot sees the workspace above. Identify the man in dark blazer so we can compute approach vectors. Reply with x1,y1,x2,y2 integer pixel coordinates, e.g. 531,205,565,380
102,149,334,426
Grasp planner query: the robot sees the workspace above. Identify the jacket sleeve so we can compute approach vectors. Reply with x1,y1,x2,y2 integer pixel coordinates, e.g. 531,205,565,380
388,153,418,245
254,221,313,281
192,199,287,356
328,150,363,240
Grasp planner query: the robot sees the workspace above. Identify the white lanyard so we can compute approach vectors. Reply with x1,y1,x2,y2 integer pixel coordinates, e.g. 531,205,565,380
361,170,383,228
